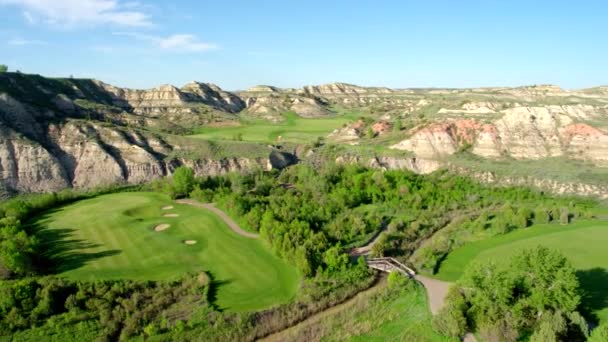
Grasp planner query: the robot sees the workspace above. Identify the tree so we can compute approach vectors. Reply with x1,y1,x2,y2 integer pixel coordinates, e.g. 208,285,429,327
323,245,349,273
172,166,195,198
444,246,584,340
370,234,387,257
294,246,312,276
0,65,7,73
560,207,570,225
534,207,550,224
589,323,608,342
433,288,468,338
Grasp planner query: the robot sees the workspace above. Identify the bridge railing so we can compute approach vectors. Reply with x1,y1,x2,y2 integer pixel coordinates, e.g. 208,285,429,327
366,257,416,277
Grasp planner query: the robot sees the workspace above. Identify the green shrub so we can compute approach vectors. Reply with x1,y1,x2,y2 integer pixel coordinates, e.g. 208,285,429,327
589,323,608,342
432,288,467,337
534,207,550,224
172,166,195,198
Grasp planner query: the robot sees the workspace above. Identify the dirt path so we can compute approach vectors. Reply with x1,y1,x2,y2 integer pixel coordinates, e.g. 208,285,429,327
176,199,259,239
350,228,386,256
413,275,451,315
347,227,477,340
258,277,387,342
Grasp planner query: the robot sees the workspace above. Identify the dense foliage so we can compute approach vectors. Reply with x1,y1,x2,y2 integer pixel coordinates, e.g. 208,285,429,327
0,263,373,341
0,164,599,340
589,323,608,342
434,246,588,341
0,274,210,340
177,163,592,276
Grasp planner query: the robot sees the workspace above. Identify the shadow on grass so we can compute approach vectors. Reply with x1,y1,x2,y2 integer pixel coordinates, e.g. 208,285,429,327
35,227,121,274
577,268,608,323
204,271,232,311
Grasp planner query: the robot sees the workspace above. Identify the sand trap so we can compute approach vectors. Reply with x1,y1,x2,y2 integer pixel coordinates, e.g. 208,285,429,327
162,205,174,210
154,224,170,232
163,213,179,217
184,240,197,245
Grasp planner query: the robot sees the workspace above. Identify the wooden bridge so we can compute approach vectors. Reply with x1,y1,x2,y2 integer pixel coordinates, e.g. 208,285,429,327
366,257,416,277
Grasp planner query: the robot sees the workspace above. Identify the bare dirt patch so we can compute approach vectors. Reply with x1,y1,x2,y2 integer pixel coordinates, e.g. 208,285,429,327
161,205,174,210
184,240,197,245
154,224,170,232
163,213,179,217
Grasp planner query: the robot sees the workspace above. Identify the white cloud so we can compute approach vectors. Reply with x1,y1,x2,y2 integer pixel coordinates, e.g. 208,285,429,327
159,34,217,52
7,37,47,45
0,0,151,27
113,32,218,52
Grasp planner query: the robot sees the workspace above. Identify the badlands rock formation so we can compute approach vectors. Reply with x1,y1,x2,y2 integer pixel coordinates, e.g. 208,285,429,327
0,73,291,194
391,104,608,166
1,71,608,196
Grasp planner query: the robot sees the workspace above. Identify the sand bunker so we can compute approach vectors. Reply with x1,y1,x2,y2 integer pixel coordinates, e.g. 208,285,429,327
184,240,197,245
154,224,170,232
163,213,179,217
161,205,174,210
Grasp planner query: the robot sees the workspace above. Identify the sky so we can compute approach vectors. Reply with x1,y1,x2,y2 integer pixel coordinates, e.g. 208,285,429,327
0,0,607,90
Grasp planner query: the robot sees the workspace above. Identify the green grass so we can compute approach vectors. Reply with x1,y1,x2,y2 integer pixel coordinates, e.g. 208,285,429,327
435,219,608,322
346,283,455,342
190,112,356,143
33,192,299,312
270,278,454,342
448,153,608,187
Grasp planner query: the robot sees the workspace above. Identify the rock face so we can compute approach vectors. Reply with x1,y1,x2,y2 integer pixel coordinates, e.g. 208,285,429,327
335,155,442,174
2,72,608,197
449,165,608,199
391,105,608,166
0,116,290,193
0,73,300,194
0,125,70,193
179,157,272,176
390,120,481,158
238,92,330,121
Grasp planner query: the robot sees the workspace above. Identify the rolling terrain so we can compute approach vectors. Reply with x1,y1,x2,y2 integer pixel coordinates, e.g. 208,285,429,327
33,192,299,311
2,71,608,340
2,72,608,198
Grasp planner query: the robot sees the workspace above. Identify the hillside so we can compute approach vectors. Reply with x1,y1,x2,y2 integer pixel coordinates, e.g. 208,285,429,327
0,73,290,196
1,72,608,197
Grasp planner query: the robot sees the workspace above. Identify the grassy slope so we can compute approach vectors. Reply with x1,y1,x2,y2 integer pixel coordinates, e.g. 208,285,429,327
33,192,299,312
448,154,608,187
190,112,355,143
266,278,453,342
346,283,454,342
435,219,608,322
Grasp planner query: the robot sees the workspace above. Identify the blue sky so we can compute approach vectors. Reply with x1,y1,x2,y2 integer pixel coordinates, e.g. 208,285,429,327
0,0,606,90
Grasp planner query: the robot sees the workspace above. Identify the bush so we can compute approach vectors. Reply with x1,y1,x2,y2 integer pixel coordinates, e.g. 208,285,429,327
444,247,584,340
534,207,550,224
172,166,195,198
432,288,467,337
589,323,608,342
387,271,409,288
560,207,570,225
189,187,215,203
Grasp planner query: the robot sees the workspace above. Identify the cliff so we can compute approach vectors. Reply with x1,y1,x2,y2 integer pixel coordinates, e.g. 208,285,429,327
2,72,608,197
0,73,292,194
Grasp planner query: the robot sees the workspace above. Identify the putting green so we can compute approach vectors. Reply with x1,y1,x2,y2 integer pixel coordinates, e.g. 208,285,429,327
33,192,299,312
435,219,608,322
